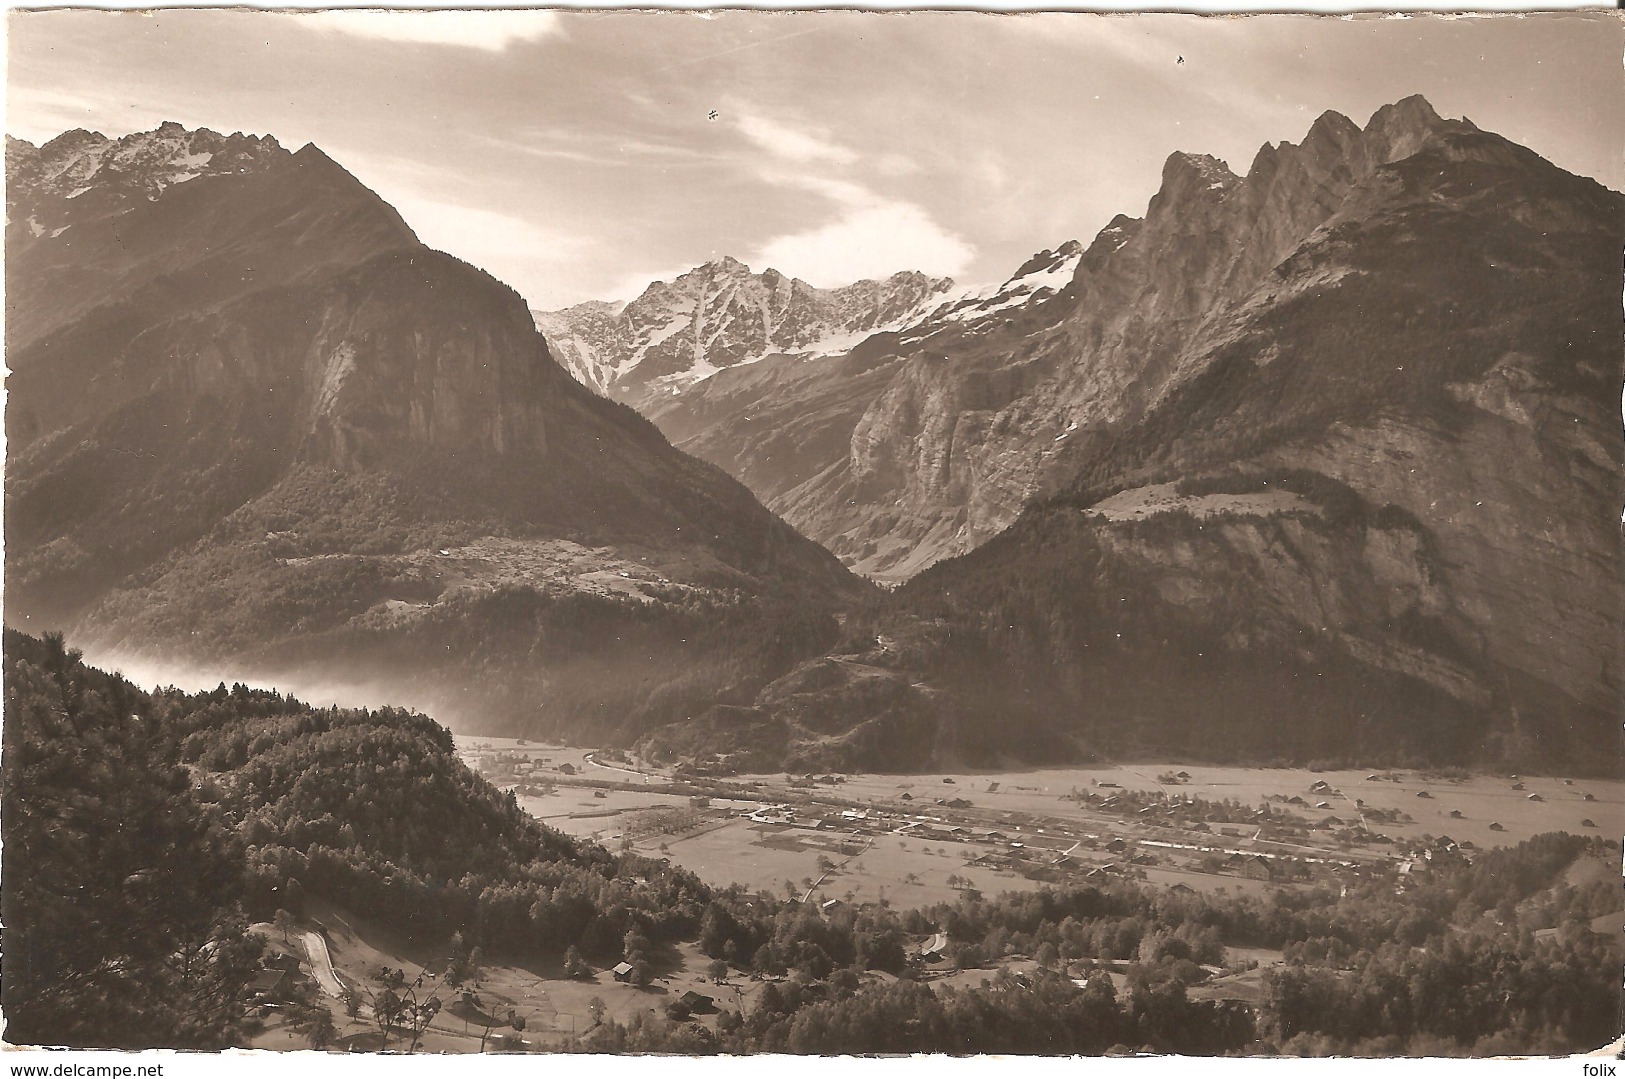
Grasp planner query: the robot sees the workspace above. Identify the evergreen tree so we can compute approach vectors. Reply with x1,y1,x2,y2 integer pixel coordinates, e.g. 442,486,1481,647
2,632,260,1048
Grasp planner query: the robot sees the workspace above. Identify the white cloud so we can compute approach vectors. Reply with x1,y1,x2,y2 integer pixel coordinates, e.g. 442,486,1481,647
291,10,563,52
593,263,711,305
875,152,923,178
372,190,589,306
391,196,574,260
754,200,974,287
733,111,858,165
728,119,974,286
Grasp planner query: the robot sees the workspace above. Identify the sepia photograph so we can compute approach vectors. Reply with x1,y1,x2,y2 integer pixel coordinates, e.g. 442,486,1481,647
2,4,1621,1067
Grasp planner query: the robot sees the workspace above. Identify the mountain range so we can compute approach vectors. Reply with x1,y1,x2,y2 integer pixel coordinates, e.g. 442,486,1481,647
7,96,1619,773
532,258,954,409
633,97,1623,773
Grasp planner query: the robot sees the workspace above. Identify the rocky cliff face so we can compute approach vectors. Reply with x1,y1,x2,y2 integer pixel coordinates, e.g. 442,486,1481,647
533,257,953,409
642,96,1623,774
6,124,868,740
733,98,1517,582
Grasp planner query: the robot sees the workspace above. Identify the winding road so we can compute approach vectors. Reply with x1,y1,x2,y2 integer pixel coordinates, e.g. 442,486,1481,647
300,930,344,998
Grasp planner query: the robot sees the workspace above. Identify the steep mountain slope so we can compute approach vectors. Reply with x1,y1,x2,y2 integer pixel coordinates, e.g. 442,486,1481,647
5,124,868,742
652,98,1615,589
642,97,1623,774
7,126,419,446
648,243,1086,580
533,257,953,409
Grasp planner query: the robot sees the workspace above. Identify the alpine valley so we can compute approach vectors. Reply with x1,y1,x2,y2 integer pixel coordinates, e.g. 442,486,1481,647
7,95,1621,776
5,16,1624,1057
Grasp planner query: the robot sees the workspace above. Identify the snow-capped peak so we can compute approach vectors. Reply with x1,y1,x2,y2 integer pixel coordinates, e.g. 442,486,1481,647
534,261,956,405
904,241,1084,328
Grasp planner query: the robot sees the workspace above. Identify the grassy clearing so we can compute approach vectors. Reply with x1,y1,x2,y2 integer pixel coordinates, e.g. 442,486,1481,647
637,819,1025,906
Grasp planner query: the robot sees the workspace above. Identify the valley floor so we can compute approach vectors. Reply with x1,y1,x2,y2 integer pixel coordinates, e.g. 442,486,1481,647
458,736,1623,921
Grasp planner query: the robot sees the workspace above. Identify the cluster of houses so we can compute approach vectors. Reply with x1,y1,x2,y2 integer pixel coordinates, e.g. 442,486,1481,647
743,802,1014,846
467,750,558,782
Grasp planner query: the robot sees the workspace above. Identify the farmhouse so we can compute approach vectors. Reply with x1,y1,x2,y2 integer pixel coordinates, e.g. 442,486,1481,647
679,991,715,1012
917,932,948,960
1237,855,1276,881
247,969,289,1002
611,962,635,981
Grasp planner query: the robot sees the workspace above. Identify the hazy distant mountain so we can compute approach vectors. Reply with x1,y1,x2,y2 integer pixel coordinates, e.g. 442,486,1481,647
532,257,954,409
5,124,868,741
641,97,1624,774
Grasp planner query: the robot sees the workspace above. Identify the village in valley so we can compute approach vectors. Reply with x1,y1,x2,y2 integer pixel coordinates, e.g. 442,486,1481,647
219,731,1623,1051
227,738,1601,1050
462,739,1617,901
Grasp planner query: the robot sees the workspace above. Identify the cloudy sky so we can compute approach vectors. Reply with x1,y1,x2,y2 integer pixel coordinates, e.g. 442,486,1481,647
9,10,1621,308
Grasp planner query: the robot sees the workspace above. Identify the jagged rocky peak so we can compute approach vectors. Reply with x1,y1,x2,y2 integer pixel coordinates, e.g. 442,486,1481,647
1164,151,1240,193
1085,214,1142,257
1248,95,1465,186
1365,93,1453,147
1144,152,1240,221
8,120,287,203
1300,107,1363,148
1011,239,1084,279
536,256,957,405
709,253,750,273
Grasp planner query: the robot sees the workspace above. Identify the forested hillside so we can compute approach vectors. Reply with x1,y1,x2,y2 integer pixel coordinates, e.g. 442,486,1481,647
1,630,708,1047
4,632,1616,1054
